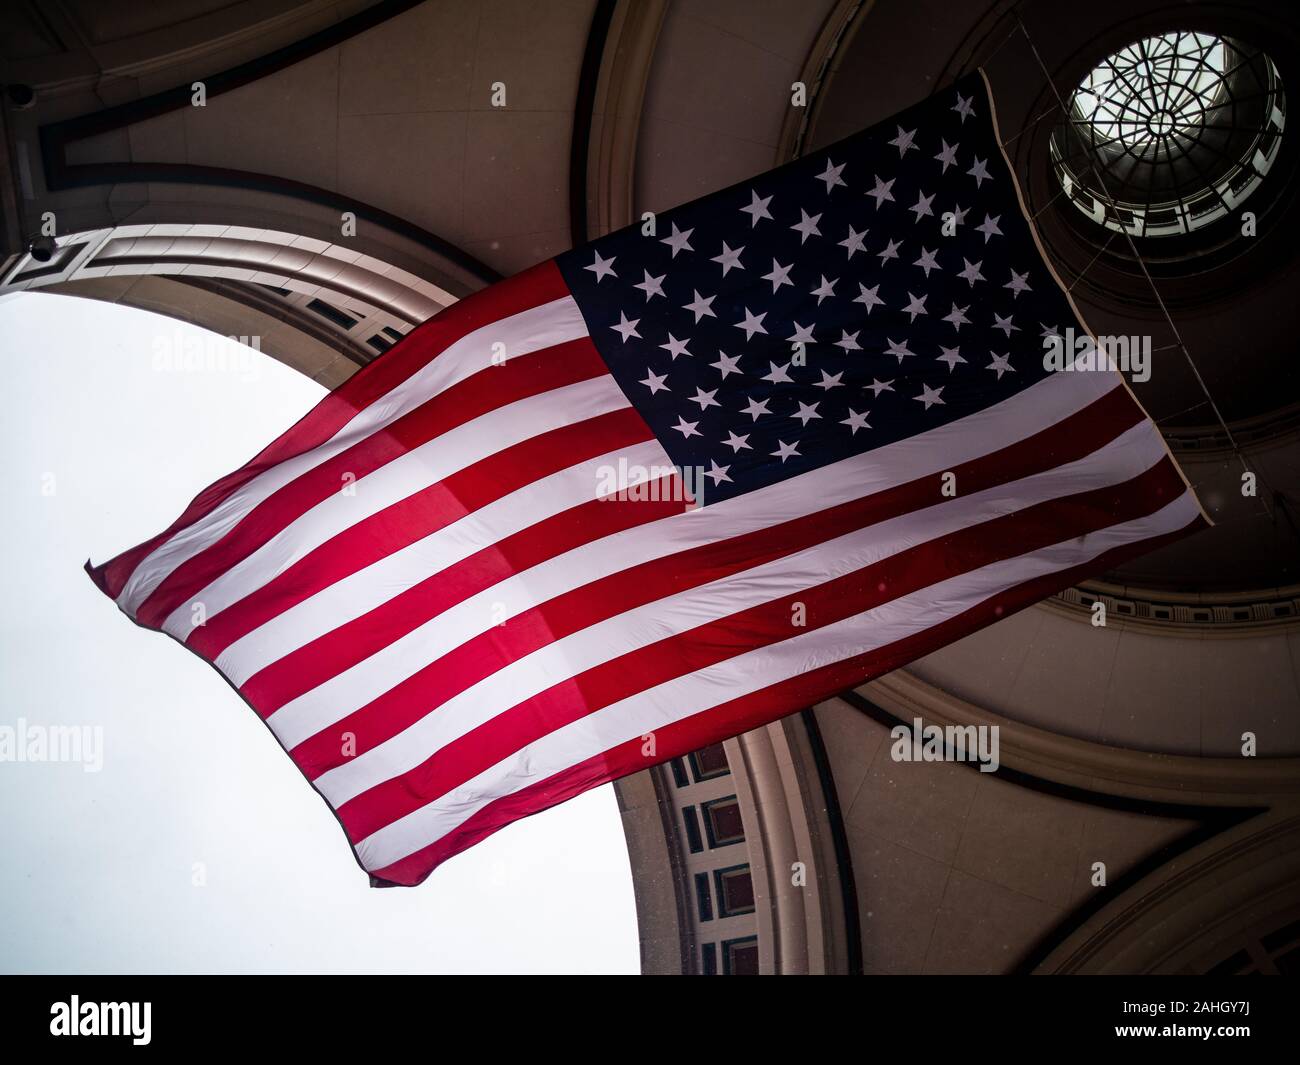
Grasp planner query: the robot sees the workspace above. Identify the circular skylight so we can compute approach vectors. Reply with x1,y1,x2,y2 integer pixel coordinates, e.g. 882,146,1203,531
1051,32,1286,238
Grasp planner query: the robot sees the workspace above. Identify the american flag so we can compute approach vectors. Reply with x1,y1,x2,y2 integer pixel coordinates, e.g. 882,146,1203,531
88,73,1207,886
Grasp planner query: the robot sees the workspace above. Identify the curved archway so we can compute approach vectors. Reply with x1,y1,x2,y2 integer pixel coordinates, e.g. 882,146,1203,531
2,220,461,385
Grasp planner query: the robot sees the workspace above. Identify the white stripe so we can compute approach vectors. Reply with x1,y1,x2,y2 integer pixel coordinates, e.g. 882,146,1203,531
356,490,1199,872
116,296,586,616
304,420,1168,802
215,436,674,685
163,376,630,640
225,367,1124,688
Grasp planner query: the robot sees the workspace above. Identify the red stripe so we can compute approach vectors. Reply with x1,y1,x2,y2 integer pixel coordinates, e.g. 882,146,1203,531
336,456,1187,842
134,336,607,628
243,475,687,714
88,260,570,600
277,382,1142,771
368,508,1207,886
187,407,654,660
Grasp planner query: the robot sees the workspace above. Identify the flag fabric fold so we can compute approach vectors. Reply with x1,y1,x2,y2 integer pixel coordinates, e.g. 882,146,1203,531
88,71,1207,885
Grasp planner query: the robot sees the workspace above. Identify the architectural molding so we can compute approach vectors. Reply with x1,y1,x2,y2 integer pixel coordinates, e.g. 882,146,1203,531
1035,808,1300,973
724,719,845,974
0,221,459,379
1047,579,1300,634
798,708,862,975
613,767,694,976
569,0,618,247
4,223,453,317
857,670,1300,806
774,0,872,166
43,271,362,387
579,0,668,239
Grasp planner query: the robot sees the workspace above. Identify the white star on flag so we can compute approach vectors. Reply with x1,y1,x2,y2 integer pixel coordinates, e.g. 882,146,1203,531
661,222,694,257
711,242,746,275
639,368,669,393
793,401,822,425
739,189,773,226
689,387,720,410
791,209,823,243
839,226,869,258
987,352,1015,378
585,251,617,282
854,283,884,313
816,159,847,193
711,351,743,378
914,383,945,408
660,333,692,359
735,308,768,340
611,311,640,341
703,460,732,485
634,269,665,300
762,259,794,292
936,346,966,372
902,292,928,321
867,175,896,208
787,322,817,345
958,258,985,286
683,290,717,323
761,361,794,385
889,126,917,155
976,214,1003,242
885,338,915,362
992,312,1019,337
841,408,871,433
909,191,935,220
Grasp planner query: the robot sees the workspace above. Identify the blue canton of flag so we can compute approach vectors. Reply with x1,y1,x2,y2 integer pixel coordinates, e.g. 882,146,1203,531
557,74,1054,505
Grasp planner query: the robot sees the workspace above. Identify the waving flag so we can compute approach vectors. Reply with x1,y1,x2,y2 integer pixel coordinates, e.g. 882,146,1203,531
88,72,1206,885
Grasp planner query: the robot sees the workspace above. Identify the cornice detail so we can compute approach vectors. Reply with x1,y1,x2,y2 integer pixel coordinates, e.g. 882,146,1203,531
1048,580,1300,634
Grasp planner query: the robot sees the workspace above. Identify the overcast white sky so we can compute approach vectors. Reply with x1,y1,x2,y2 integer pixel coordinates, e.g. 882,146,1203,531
0,291,639,974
